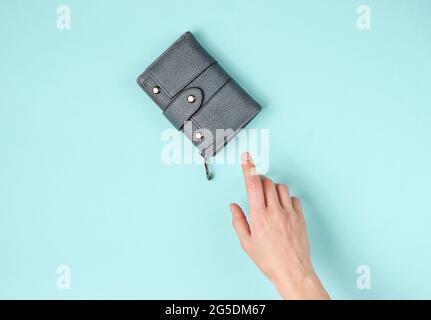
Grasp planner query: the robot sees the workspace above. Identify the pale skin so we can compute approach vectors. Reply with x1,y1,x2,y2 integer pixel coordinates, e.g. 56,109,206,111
230,152,330,300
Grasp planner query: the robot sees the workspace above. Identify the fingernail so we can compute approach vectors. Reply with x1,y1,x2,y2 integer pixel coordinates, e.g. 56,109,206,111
241,152,251,163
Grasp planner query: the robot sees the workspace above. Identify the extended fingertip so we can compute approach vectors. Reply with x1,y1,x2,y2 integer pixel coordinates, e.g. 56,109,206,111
241,152,254,164
241,153,258,176
241,152,249,163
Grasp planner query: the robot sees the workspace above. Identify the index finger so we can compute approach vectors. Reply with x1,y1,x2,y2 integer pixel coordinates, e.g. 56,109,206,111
241,152,265,209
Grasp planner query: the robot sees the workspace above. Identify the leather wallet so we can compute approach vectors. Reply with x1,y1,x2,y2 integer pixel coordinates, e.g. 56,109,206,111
137,31,261,179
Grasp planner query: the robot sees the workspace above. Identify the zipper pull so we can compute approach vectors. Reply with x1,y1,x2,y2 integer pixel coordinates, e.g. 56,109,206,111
204,158,213,180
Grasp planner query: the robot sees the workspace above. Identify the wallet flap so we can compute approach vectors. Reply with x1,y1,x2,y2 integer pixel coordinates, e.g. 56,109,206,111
163,87,203,129
147,32,215,98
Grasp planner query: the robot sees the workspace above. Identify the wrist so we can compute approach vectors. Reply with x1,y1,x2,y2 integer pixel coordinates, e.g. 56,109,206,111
273,269,330,300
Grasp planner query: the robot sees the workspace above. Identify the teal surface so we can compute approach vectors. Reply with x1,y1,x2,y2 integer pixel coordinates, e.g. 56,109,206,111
1,0,431,299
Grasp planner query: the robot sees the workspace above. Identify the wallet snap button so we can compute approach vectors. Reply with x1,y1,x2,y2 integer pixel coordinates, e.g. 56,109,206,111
194,131,203,140
187,95,196,103
152,86,161,94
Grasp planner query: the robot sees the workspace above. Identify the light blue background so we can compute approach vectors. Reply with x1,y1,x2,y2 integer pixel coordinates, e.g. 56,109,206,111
1,0,430,299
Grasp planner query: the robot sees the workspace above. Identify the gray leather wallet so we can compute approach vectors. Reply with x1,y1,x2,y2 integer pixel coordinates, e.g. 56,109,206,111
137,31,261,179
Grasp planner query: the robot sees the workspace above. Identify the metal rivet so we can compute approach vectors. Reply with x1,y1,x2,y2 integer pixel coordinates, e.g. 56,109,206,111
195,132,203,140
152,86,161,94
187,95,196,103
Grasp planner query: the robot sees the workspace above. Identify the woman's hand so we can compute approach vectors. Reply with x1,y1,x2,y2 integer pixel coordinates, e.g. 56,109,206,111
230,152,330,300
